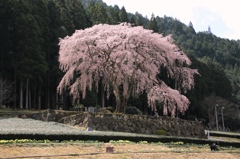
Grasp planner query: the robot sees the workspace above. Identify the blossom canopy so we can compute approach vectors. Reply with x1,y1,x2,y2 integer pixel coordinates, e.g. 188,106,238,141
57,23,198,116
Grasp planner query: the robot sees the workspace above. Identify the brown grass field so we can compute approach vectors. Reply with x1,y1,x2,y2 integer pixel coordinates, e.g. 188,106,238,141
0,142,239,159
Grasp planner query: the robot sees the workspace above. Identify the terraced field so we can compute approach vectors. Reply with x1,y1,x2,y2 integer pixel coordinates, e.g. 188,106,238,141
0,114,239,159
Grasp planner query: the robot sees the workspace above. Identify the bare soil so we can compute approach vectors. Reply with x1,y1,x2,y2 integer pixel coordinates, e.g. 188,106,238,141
0,143,239,159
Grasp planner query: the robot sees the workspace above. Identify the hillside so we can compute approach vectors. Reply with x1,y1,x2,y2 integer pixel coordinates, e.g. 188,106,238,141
0,0,239,131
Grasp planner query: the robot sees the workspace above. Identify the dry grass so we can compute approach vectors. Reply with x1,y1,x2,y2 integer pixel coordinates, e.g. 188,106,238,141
0,142,239,159
211,136,240,143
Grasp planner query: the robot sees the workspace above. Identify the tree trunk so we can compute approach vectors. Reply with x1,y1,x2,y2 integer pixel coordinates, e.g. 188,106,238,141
38,89,41,110
55,92,58,110
98,78,105,108
143,104,148,115
101,83,105,107
47,73,50,109
62,92,65,110
25,78,29,110
29,89,31,109
113,83,131,113
20,81,23,109
121,97,128,112
113,84,121,112
0,81,2,107
14,70,17,110
207,109,214,130
33,85,36,110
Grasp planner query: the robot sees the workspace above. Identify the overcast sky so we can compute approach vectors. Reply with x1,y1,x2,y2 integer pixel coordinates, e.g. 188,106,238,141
103,0,240,40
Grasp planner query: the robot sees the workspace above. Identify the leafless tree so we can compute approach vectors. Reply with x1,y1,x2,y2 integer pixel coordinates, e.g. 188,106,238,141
200,93,238,130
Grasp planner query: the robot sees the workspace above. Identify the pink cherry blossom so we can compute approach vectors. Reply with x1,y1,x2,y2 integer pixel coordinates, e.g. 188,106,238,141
57,23,198,116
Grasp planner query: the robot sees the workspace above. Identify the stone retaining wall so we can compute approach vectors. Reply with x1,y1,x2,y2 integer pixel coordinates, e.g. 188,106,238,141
5,110,206,138
60,112,206,138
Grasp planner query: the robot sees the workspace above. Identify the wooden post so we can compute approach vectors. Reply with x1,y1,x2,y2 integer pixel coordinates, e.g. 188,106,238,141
106,146,114,153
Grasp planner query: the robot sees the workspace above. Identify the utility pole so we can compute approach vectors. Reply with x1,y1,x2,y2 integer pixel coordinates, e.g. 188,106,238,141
221,107,225,131
215,104,218,131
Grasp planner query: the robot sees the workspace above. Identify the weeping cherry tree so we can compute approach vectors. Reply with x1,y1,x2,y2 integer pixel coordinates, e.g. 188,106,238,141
57,23,199,116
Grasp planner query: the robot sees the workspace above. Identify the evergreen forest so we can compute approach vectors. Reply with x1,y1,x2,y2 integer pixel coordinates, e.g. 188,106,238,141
0,0,240,131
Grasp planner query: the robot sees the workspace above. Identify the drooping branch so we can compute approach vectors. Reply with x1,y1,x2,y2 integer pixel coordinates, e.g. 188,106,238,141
57,23,199,115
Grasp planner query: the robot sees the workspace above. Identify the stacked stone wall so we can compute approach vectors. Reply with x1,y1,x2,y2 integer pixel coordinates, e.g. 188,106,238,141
60,112,205,138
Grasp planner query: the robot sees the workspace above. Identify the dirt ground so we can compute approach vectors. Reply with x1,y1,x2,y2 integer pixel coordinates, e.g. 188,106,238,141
0,143,239,159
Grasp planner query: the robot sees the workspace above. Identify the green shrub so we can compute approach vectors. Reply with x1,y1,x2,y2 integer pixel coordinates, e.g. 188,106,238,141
106,106,114,112
125,106,142,115
157,130,167,135
74,104,85,111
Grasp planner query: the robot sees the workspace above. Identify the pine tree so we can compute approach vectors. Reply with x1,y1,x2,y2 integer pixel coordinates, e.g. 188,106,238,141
87,2,109,25
135,13,143,26
119,6,129,22
147,14,159,32
66,0,90,29
107,5,120,24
